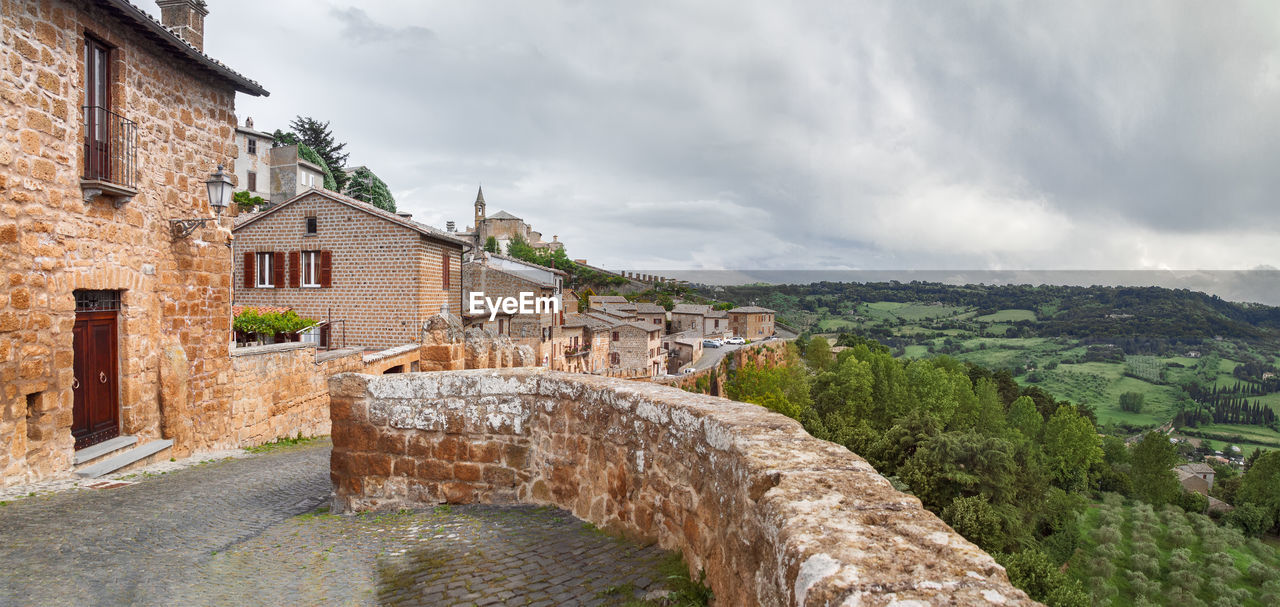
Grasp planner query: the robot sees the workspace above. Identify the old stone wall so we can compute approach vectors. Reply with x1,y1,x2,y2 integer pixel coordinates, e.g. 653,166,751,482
656,340,789,394
232,191,463,349
226,341,428,449
328,369,1032,607
0,0,243,483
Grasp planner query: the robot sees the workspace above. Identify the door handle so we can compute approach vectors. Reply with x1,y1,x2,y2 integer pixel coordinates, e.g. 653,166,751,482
72,378,80,390
99,371,108,384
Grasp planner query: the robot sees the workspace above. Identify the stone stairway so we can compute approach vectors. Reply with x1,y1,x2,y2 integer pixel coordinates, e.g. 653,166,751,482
73,436,174,479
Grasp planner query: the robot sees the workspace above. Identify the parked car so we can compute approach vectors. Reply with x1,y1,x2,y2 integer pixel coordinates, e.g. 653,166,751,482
682,367,696,375
725,337,746,345
703,339,722,348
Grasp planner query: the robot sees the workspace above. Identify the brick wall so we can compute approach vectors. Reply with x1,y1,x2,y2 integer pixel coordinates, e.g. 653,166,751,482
329,370,1033,606
0,0,247,483
232,191,463,349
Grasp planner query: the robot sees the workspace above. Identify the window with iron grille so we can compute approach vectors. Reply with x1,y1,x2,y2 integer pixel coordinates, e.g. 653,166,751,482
74,290,121,312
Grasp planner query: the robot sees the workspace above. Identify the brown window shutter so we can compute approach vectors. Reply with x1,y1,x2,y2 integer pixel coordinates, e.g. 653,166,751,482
288,251,300,288
243,252,255,289
441,251,450,291
272,251,285,288
320,250,332,287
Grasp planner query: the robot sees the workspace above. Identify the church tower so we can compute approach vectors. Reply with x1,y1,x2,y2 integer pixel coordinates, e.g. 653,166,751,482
474,185,486,230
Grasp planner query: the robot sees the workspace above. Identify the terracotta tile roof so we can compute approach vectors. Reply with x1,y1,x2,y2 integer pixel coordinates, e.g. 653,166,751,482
671,304,711,315
232,305,291,316
633,303,666,314
98,0,268,96
728,306,775,314
233,188,470,247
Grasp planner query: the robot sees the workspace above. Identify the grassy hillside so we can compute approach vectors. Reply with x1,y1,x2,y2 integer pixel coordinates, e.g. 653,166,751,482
1069,499,1280,606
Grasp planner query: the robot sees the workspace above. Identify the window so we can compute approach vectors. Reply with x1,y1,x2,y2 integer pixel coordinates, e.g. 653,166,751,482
612,331,619,342
247,138,257,155
247,171,256,192
301,251,321,287
441,251,450,290
610,353,620,366
305,216,317,235
255,252,273,287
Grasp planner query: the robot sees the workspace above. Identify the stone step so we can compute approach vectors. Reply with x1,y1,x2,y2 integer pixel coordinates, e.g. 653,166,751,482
75,439,174,479
73,435,138,467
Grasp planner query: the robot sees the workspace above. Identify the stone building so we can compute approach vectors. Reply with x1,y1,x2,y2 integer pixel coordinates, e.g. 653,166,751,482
265,144,326,206
728,306,776,339
232,189,468,349
671,303,730,337
555,314,611,373
0,0,267,484
608,321,664,376
231,116,272,202
462,253,564,363
670,304,710,334
662,330,704,372
458,186,564,256
633,302,666,330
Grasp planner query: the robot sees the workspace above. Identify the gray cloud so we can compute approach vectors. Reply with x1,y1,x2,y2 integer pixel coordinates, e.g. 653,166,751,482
205,1,1280,272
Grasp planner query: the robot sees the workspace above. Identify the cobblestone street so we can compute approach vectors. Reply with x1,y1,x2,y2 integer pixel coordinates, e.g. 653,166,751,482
0,441,671,606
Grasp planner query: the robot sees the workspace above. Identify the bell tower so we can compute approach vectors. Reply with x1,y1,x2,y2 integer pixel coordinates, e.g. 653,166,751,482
474,185,486,230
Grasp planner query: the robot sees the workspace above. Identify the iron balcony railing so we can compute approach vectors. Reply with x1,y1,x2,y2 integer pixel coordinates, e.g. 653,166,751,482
82,105,137,189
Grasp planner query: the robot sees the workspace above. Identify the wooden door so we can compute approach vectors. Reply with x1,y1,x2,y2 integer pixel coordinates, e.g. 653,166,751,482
72,310,119,450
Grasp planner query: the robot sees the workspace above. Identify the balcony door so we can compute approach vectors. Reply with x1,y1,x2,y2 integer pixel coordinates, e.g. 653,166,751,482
83,36,110,182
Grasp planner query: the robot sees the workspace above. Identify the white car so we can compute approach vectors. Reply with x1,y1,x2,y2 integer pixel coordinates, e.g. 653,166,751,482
682,367,696,375
725,337,746,345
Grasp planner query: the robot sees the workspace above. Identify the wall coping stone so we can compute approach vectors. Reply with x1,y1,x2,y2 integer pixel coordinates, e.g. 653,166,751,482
362,343,420,363
328,369,1033,606
230,342,315,357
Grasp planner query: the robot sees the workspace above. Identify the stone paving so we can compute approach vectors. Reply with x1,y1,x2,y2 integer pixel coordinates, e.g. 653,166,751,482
0,440,673,606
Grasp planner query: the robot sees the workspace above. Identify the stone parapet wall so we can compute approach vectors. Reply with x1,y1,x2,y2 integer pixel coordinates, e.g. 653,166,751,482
328,369,1032,606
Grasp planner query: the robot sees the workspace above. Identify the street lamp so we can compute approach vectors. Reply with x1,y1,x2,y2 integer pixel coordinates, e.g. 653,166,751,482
171,165,232,239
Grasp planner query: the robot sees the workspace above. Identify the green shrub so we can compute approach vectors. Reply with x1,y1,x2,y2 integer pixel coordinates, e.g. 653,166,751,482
233,308,316,338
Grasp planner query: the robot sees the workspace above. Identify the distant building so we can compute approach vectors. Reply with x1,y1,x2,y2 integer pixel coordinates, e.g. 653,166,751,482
457,186,565,256
728,306,776,339
233,117,273,202
462,253,565,362
1174,462,1216,495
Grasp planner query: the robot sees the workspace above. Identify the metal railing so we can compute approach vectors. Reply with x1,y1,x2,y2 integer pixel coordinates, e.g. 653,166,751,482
82,105,137,189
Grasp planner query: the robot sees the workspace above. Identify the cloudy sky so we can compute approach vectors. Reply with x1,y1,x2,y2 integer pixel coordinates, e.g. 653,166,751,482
204,1,1280,273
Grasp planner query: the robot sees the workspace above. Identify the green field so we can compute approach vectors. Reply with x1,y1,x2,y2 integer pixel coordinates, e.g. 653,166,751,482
857,301,969,322
1188,424,1280,453
974,309,1037,322
1070,499,1280,606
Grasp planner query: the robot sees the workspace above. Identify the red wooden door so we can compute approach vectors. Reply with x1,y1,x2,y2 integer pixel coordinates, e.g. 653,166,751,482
72,310,119,450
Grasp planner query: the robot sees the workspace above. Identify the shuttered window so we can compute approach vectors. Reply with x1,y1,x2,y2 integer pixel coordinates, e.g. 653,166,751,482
301,251,321,287
255,252,273,287
272,252,285,288
243,252,255,289
320,251,332,287
442,251,450,290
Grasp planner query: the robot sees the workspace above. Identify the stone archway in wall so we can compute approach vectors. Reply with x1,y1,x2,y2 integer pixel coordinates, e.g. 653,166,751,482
327,369,1033,607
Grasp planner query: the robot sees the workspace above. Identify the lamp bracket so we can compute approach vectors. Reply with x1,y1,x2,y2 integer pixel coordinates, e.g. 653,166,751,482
169,218,215,239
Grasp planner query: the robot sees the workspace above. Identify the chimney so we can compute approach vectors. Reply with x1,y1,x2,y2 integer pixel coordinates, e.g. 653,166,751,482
245,117,254,129
446,221,456,232
156,0,209,52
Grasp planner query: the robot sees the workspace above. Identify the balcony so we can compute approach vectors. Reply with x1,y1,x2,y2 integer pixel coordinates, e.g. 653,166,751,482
564,344,591,357
81,105,137,207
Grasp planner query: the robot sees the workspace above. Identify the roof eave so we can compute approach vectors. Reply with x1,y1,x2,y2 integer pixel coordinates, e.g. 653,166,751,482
100,0,270,97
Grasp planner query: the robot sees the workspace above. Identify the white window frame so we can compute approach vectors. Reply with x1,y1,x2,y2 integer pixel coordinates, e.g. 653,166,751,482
301,251,321,288
255,252,273,287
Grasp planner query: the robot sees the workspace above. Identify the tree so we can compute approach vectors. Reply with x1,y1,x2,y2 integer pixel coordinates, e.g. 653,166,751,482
287,116,350,190
484,236,498,254
656,294,674,311
805,336,832,372
1119,391,1145,413
233,190,263,211
1129,432,1182,507
1223,503,1271,537
1237,451,1280,533
1042,405,1102,491
342,166,395,212
1007,396,1042,441
942,495,1015,552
